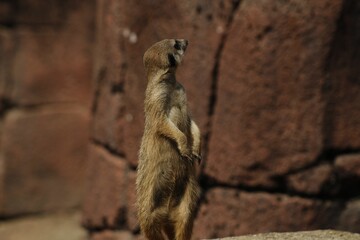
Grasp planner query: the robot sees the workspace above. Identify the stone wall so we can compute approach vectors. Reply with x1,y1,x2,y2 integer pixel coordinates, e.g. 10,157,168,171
1,0,359,239
0,0,95,216
83,0,360,239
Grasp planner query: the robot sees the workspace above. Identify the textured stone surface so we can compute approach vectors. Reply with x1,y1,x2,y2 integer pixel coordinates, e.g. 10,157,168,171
0,133,4,210
92,80,126,156
0,107,89,215
0,2,11,23
91,0,128,154
324,0,360,149
10,8,94,106
206,0,343,187
0,1,87,24
193,188,342,239
0,0,95,219
334,154,360,196
126,170,138,232
217,230,360,240
82,145,129,229
84,0,360,238
93,0,238,166
90,231,146,240
0,29,14,100
91,0,135,165
337,200,360,233
90,230,134,240
335,154,360,177
1,0,95,106
287,164,336,195
0,211,86,240
176,0,236,134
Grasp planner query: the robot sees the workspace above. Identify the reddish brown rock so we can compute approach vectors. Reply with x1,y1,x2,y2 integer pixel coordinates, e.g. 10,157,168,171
0,1,11,23
133,235,146,240
0,29,15,100
126,170,139,232
0,137,4,209
334,154,360,196
287,164,337,195
90,231,145,240
324,0,360,149
93,0,238,166
0,211,87,240
337,200,360,233
335,154,360,177
0,1,89,25
193,188,342,239
92,0,136,165
82,144,129,229
8,1,94,107
205,0,343,187
91,1,130,159
0,107,89,215
84,0,360,237
93,0,124,90
90,230,134,240
92,80,126,155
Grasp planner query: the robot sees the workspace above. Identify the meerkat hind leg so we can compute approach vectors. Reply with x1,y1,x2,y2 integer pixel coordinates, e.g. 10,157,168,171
163,222,175,240
141,207,167,240
171,180,198,240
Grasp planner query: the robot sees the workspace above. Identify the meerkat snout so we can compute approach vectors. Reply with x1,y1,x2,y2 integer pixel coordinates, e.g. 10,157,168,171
174,39,188,51
173,39,188,62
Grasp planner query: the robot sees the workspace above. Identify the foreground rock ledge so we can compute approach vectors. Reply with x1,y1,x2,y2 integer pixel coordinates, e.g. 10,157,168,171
212,230,360,240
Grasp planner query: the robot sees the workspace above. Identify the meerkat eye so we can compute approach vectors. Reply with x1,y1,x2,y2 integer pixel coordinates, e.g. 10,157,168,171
174,40,181,50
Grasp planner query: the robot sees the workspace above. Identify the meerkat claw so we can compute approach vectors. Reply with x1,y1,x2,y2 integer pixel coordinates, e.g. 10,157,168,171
193,153,202,164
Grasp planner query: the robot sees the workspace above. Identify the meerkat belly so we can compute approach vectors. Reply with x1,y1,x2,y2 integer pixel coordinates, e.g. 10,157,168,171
169,86,188,130
139,135,189,203
141,133,182,169
169,106,187,129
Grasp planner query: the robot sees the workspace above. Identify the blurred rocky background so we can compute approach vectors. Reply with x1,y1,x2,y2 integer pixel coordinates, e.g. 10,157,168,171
0,0,360,240
0,0,94,239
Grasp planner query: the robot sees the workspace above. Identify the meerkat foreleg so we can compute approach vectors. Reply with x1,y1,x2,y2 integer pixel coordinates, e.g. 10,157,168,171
190,120,202,163
158,118,191,158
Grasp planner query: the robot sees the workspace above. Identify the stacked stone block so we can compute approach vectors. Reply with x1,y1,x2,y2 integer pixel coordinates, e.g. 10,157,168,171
0,0,95,216
81,0,360,239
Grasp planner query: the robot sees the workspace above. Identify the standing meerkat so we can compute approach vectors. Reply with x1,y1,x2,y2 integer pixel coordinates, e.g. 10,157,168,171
136,39,201,240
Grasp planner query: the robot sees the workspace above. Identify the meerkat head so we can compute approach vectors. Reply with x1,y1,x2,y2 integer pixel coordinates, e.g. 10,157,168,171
143,39,188,75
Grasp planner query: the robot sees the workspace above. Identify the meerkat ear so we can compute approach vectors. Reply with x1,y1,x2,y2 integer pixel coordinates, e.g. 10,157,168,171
168,53,176,67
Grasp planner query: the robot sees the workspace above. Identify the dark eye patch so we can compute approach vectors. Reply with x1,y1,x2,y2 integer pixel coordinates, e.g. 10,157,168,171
174,40,181,50
168,53,176,67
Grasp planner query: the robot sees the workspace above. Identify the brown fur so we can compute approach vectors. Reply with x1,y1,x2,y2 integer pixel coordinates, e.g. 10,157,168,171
136,39,201,240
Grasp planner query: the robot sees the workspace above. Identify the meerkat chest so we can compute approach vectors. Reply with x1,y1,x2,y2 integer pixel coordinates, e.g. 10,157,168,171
169,84,188,126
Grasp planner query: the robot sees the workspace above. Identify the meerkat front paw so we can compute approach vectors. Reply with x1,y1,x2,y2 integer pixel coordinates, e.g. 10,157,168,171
192,144,202,164
177,136,191,159
192,152,202,164
178,143,192,159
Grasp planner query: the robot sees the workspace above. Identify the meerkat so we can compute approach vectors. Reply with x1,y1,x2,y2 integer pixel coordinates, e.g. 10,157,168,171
136,39,201,240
